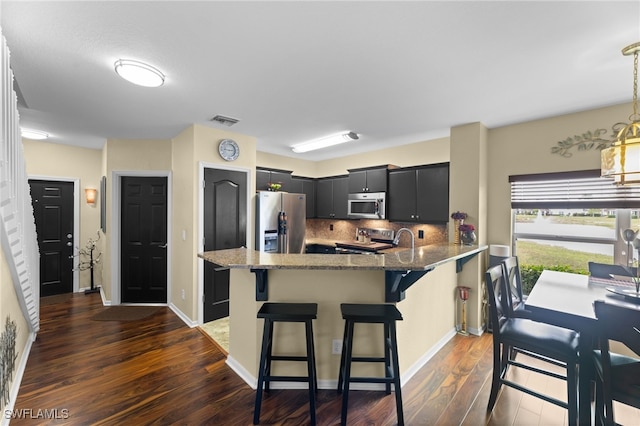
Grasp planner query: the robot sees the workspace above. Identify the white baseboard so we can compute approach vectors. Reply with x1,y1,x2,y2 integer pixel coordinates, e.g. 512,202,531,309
168,303,198,328
226,355,257,389
400,327,457,387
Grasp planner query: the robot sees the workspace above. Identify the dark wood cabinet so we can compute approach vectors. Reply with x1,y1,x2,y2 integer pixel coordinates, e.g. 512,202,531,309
290,176,316,218
347,165,395,193
305,244,336,254
256,169,271,192
388,163,449,223
255,167,293,191
316,175,349,219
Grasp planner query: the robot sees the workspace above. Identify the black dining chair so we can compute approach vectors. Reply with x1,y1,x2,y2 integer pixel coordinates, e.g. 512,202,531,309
485,264,580,425
502,256,527,313
592,300,640,426
588,261,637,279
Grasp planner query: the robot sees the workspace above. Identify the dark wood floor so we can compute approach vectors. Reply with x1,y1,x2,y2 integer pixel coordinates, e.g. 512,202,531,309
12,292,498,425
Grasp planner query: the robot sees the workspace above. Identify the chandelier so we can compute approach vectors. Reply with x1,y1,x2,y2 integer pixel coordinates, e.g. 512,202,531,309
601,42,640,185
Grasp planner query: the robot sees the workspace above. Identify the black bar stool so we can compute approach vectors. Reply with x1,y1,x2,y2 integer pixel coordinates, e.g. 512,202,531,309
337,303,404,426
253,302,318,425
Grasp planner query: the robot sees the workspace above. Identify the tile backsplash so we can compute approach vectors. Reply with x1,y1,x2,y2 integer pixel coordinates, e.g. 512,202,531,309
305,219,447,248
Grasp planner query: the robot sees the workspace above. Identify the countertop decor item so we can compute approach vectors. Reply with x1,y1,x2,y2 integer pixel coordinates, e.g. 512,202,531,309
267,182,281,191
459,224,476,245
451,211,467,245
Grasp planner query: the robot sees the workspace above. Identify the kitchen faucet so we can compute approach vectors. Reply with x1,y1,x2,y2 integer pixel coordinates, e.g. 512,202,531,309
393,228,415,250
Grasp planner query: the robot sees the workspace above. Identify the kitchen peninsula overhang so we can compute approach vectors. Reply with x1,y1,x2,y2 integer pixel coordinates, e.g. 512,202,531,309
198,243,487,302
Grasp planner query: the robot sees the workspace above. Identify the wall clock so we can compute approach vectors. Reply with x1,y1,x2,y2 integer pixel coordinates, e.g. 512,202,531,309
218,139,239,161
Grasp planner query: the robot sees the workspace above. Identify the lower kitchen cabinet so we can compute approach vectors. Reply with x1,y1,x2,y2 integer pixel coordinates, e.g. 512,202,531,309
388,163,449,223
305,244,336,254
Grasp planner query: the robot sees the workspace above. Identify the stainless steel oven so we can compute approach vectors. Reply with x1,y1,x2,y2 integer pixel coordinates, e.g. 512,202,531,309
347,192,385,219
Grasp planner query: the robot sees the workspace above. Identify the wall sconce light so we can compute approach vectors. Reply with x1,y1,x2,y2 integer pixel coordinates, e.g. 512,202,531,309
85,188,97,205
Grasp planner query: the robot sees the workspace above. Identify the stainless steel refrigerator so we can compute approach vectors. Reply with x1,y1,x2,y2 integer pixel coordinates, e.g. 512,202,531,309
255,191,306,253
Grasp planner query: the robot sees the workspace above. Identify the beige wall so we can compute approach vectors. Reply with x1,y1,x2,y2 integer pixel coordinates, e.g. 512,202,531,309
23,140,103,292
0,245,30,413
170,126,196,317
486,102,629,246
450,123,489,331
227,260,459,385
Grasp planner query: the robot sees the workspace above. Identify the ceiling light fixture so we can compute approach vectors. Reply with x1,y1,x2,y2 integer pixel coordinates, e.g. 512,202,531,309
291,131,359,153
20,129,49,140
114,59,165,87
601,42,640,185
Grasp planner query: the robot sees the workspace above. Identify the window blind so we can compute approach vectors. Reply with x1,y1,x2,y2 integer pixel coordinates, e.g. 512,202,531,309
510,170,640,209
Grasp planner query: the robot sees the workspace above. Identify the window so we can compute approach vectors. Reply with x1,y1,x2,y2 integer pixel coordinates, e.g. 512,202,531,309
510,170,640,272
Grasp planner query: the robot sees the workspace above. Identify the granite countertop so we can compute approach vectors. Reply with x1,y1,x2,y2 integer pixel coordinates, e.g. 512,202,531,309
198,243,487,272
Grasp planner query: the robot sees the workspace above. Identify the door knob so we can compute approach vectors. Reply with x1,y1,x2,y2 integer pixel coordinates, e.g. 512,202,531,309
160,243,167,249
67,233,73,239
66,242,72,246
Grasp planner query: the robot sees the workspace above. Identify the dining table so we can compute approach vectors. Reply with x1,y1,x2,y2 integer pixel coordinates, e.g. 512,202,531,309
525,269,640,425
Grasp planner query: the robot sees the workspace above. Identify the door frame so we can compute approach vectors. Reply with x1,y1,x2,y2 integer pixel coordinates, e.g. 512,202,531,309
28,175,81,293
109,170,172,305
197,161,252,324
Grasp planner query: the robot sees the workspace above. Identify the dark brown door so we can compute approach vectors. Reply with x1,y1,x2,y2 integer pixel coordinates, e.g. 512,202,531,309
121,176,168,303
203,168,247,322
29,180,74,297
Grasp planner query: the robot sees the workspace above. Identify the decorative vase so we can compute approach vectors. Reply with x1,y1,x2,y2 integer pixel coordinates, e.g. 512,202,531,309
461,230,476,245
454,219,463,245
456,286,471,336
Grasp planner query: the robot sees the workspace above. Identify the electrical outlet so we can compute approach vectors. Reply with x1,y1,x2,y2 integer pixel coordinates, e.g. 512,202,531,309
330,224,334,231
418,229,424,239
332,339,342,354
181,289,185,300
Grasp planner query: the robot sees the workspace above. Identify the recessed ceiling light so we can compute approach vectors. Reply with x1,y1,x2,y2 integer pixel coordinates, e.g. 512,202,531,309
114,59,165,87
291,131,359,153
21,129,49,140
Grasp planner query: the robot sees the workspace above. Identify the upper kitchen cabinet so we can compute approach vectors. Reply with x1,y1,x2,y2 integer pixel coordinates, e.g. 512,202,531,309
347,165,397,193
388,163,449,223
256,167,293,191
290,176,317,218
316,175,349,219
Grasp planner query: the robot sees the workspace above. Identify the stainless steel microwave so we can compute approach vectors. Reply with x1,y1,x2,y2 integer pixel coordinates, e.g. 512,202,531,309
347,192,386,219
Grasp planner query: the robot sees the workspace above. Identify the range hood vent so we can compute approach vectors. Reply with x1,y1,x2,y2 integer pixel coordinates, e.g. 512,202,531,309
210,115,239,127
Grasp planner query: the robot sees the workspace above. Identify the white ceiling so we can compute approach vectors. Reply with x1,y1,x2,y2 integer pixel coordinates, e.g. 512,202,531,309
2,1,640,161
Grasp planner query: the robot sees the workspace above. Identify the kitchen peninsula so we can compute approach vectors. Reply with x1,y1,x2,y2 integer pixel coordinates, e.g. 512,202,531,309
199,243,487,389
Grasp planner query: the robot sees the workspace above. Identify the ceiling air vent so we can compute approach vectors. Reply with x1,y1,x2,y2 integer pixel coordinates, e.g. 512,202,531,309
210,115,239,127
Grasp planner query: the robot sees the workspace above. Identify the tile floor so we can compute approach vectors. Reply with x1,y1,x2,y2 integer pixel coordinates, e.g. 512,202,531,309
199,316,229,353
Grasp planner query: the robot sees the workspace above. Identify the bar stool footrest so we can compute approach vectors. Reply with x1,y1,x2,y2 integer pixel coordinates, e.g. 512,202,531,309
348,376,396,384
264,376,314,383
350,356,386,363
270,355,309,362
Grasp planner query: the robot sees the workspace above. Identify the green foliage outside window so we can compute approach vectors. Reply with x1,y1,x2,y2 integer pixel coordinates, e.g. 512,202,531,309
520,263,589,295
